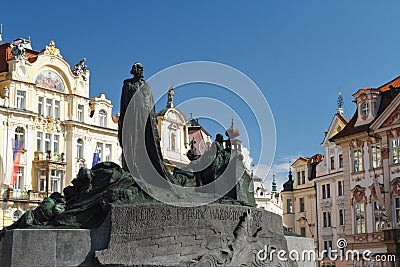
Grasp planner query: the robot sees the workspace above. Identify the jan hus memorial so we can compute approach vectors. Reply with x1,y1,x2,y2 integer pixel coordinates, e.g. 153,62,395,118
0,63,295,266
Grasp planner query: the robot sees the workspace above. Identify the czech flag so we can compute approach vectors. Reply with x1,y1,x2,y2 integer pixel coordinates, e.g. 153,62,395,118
10,139,24,187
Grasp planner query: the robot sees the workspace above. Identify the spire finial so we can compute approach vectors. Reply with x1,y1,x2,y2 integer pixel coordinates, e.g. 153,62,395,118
337,90,345,116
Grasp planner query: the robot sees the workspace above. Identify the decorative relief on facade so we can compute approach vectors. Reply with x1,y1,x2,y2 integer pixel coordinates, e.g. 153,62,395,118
382,106,400,127
351,185,367,206
44,40,62,58
371,233,384,241
350,139,363,149
351,175,364,182
368,183,385,203
353,234,368,243
72,58,88,80
35,70,65,92
381,147,390,160
391,178,400,196
33,116,63,133
391,168,400,175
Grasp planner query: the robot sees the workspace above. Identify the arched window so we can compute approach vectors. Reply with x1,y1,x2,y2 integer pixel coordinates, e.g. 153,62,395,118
99,110,107,127
77,138,83,159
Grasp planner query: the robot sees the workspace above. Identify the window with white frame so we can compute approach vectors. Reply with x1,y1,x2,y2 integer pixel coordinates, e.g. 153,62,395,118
353,149,363,172
339,209,345,225
50,170,62,193
392,138,400,164
37,132,43,152
53,134,59,154
45,133,51,153
16,90,25,109
38,170,46,192
395,197,400,229
105,144,111,162
330,156,335,170
77,139,83,159
287,199,293,213
373,201,384,232
45,99,53,117
297,171,301,185
16,167,24,190
354,202,366,234
54,100,60,119
323,211,332,227
38,96,44,115
371,144,381,168
299,197,305,212
338,180,344,196
96,143,103,162
15,127,25,144
322,184,331,199
77,104,84,122
99,110,107,127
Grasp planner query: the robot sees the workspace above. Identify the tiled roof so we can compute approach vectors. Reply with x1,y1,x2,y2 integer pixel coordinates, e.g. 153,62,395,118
331,80,400,141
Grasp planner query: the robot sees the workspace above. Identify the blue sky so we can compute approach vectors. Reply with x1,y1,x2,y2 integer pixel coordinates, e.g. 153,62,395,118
3,1,400,189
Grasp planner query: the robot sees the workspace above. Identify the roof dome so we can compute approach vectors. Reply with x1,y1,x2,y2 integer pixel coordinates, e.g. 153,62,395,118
225,119,240,139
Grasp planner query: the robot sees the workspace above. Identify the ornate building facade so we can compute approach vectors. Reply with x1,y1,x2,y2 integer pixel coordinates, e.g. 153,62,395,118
0,38,120,227
331,77,400,266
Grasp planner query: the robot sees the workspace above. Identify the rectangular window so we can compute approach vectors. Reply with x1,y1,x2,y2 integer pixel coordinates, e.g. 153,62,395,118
323,211,332,227
45,99,52,117
53,134,59,154
323,240,333,258
37,132,43,152
393,138,400,164
395,197,400,229
77,104,84,122
339,209,345,225
77,139,83,159
287,199,293,213
50,170,62,193
300,227,306,237
105,144,111,162
338,180,344,196
16,90,25,109
339,154,343,168
299,197,305,212
302,171,306,184
371,144,381,168
54,100,60,119
354,202,366,234
297,171,301,185
38,170,46,192
16,167,24,189
373,201,384,232
330,156,335,170
322,184,331,199
38,96,44,115
353,149,363,172
96,143,103,162
45,133,51,153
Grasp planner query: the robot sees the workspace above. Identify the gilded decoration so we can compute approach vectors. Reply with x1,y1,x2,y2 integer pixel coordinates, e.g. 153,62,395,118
391,178,400,196
351,185,367,206
44,40,62,58
33,116,62,133
368,183,385,203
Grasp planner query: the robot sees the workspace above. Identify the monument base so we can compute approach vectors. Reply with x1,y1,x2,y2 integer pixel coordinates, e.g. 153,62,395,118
0,203,296,266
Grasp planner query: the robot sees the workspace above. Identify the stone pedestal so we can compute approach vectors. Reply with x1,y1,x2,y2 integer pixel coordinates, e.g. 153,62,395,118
0,203,295,266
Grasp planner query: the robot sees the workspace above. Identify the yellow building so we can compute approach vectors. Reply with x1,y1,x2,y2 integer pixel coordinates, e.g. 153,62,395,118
0,38,121,227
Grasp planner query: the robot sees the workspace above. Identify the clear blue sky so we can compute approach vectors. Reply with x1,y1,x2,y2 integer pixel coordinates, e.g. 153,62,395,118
3,1,400,189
